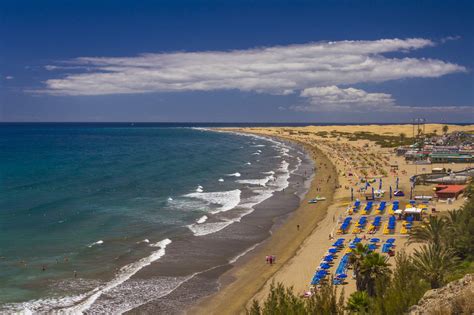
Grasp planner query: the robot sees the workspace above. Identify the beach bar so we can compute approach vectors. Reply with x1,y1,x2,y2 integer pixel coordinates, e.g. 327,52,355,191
435,184,466,199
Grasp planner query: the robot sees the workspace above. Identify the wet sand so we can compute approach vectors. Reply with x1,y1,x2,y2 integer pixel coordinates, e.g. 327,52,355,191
189,135,337,315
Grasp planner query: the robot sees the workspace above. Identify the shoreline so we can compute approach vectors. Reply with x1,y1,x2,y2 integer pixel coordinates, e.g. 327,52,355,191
189,131,338,314
125,129,316,314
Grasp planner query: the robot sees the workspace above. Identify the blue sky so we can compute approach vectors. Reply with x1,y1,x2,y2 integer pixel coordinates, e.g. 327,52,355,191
0,0,473,123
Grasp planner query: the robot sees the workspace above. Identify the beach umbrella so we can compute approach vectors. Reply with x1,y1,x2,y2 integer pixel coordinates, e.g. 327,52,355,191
370,238,380,243
387,238,396,243
317,270,328,276
396,177,399,190
324,255,334,261
389,186,393,200
368,244,377,250
336,274,348,279
349,244,356,249
328,248,338,254
320,263,331,269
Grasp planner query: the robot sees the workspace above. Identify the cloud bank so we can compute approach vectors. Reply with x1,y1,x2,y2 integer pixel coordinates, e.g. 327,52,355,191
299,86,394,111
41,38,468,112
292,86,471,113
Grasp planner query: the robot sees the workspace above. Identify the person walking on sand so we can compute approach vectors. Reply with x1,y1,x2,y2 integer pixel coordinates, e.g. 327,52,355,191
269,255,273,265
297,224,300,231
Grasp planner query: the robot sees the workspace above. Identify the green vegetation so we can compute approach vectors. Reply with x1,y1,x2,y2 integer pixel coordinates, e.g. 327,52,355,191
330,130,414,147
248,281,345,315
442,125,449,135
249,183,474,314
315,131,329,138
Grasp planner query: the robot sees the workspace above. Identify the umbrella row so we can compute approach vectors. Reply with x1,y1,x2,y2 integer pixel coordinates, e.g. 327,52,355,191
311,238,346,285
337,217,352,234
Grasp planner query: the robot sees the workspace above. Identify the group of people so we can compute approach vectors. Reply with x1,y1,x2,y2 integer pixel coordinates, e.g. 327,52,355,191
265,255,276,265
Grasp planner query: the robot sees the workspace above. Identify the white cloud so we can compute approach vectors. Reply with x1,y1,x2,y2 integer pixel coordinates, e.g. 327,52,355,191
299,86,394,111
5,76,13,80
44,65,58,71
292,86,472,113
41,38,465,97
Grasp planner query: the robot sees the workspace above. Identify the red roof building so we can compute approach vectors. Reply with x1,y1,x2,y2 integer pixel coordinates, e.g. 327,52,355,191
435,184,466,199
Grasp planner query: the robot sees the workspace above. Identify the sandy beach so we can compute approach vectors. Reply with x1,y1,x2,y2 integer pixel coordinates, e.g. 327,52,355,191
191,124,474,314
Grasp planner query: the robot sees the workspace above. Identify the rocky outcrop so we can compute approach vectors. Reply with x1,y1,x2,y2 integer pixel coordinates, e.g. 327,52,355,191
408,274,473,315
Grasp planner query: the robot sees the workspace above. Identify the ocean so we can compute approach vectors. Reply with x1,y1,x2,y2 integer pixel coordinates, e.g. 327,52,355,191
0,123,313,313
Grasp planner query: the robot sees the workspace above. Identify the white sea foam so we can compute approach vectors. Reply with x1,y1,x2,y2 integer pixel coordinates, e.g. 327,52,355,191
196,185,204,192
280,147,290,157
226,172,241,177
261,170,275,175
86,276,193,314
137,239,150,244
265,160,290,192
88,240,104,248
184,189,241,214
246,162,251,165
236,175,275,187
291,157,302,174
196,215,208,224
187,221,234,236
252,152,260,155
251,144,265,147
229,242,261,264
6,239,172,313
218,178,224,182
167,197,173,201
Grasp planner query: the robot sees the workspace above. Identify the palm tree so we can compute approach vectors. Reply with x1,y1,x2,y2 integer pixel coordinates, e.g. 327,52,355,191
412,244,459,289
349,243,370,291
359,253,391,296
445,206,474,259
408,216,447,247
399,132,406,144
346,291,370,314
442,125,449,135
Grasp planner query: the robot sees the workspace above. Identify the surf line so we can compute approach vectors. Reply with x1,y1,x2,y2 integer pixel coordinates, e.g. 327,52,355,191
58,239,172,313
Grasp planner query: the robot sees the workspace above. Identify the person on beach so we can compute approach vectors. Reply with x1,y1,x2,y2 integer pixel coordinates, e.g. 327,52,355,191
265,255,269,264
269,256,273,265
297,224,300,231
74,270,77,278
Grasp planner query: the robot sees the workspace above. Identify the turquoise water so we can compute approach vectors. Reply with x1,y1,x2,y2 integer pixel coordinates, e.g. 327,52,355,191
0,124,298,310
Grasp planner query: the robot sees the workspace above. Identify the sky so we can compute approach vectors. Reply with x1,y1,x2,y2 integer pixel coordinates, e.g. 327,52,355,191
0,0,473,123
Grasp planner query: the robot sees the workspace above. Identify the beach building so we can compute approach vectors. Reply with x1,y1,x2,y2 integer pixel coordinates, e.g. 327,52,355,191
434,184,466,199
430,153,473,163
